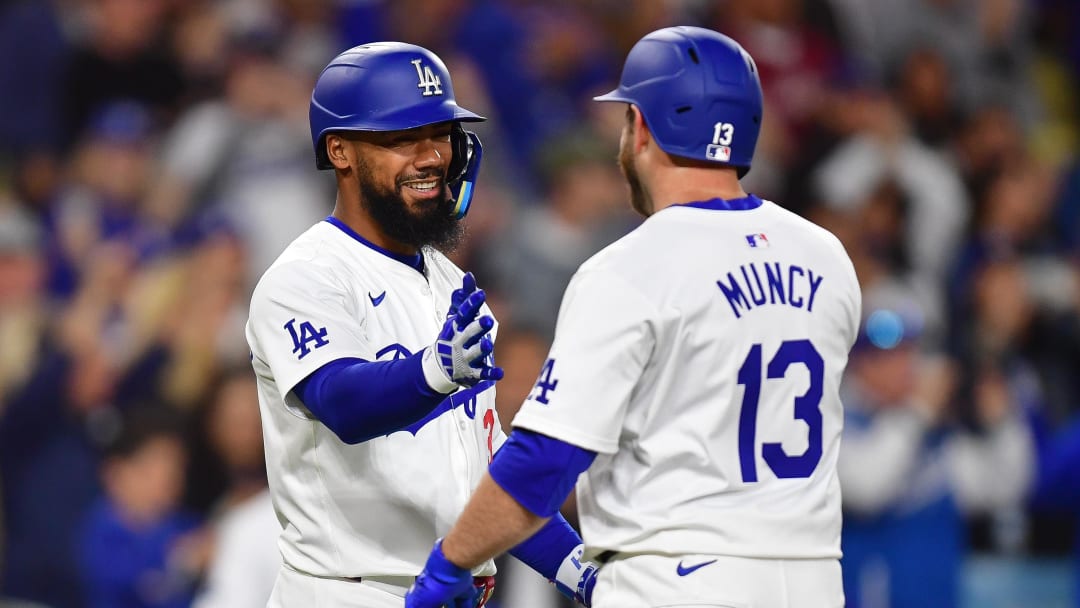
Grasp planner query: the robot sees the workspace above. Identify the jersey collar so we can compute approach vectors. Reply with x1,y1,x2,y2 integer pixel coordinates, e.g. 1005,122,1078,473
675,194,764,211
323,216,425,272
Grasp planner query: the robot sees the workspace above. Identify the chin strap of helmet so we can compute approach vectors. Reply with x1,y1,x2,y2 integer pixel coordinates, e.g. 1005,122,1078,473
448,127,483,220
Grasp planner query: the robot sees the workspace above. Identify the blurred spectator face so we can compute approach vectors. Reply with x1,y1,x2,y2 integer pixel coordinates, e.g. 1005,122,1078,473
208,374,263,473
550,159,624,226
973,260,1033,346
898,49,952,140
856,180,907,267
388,0,467,48
494,330,549,425
851,308,923,405
172,4,229,78
980,165,1052,242
742,0,803,25
526,8,603,83
94,0,167,55
224,49,310,119
0,250,44,309
15,152,61,210
956,106,1023,178
853,343,919,406
77,140,150,203
104,433,187,523
74,102,154,203
0,209,44,309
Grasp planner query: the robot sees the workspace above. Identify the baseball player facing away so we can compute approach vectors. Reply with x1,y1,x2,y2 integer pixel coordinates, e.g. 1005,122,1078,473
245,43,598,608
406,26,861,608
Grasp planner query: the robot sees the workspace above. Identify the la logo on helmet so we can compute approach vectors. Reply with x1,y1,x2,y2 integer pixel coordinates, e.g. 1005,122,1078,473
411,59,443,96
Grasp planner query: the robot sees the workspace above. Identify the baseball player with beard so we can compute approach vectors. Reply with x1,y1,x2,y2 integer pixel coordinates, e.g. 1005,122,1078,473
407,27,861,608
246,43,597,607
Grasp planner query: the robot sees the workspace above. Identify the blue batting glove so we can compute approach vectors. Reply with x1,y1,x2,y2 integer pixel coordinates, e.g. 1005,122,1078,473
406,540,477,608
448,272,478,317
423,288,504,391
575,562,598,606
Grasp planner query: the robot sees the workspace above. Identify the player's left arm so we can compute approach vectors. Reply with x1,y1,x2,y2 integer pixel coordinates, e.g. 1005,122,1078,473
407,430,597,608
408,266,651,608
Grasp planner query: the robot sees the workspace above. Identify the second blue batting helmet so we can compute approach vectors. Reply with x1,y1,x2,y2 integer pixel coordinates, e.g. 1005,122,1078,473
594,26,763,177
309,42,486,217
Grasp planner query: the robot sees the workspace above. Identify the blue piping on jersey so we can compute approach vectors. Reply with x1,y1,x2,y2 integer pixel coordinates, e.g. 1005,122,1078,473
401,380,495,436
676,194,764,211
324,216,425,271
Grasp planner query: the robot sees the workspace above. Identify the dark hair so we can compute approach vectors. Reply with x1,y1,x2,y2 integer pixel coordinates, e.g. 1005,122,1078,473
104,407,186,461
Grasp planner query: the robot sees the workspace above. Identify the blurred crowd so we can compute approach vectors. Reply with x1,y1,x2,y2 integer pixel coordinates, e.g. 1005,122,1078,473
0,0,1077,607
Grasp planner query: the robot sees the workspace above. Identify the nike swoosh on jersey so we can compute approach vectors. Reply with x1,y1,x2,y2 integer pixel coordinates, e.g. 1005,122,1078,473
369,291,387,306
676,559,718,577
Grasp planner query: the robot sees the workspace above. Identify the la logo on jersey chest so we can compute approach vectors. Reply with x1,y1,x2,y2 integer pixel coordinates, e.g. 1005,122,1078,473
716,262,825,319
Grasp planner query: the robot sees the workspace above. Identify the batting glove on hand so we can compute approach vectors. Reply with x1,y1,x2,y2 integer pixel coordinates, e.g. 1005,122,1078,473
553,544,598,607
421,275,504,392
405,540,477,608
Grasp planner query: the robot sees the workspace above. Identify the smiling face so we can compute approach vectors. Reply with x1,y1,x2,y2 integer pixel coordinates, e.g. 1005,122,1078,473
327,122,463,252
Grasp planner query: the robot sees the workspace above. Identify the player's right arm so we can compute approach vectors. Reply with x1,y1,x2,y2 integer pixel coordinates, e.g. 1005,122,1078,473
248,265,501,444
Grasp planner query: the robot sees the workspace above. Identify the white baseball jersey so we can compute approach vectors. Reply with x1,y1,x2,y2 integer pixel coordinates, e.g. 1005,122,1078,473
246,218,504,578
512,198,860,560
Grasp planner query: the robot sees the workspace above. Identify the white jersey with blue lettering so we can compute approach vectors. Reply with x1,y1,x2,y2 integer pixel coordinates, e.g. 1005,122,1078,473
512,197,860,561
245,218,504,580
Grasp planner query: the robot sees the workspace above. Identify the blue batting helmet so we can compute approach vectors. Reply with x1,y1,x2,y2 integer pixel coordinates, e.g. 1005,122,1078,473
594,26,763,177
309,42,486,217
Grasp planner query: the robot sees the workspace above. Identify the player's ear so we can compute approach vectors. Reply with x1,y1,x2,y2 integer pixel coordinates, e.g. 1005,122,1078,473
629,105,650,153
326,134,352,170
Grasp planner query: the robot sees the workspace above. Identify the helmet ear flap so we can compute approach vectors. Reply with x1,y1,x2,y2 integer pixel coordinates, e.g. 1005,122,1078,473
447,123,470,183
447,126,483,219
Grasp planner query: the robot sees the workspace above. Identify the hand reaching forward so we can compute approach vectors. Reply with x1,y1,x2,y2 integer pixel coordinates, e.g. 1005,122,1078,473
422,273,504,392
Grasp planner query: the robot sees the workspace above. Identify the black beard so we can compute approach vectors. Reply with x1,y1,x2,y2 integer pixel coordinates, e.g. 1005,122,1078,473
619,135,652,218
356,163,464,253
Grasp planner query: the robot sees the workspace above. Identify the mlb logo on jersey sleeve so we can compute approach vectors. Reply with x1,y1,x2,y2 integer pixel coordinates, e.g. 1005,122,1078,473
745,233,770,248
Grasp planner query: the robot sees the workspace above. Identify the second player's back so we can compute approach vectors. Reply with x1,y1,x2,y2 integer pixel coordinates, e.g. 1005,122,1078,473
576,197,860,559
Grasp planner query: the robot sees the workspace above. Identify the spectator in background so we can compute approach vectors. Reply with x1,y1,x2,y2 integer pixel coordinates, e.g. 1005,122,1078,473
147,29,327,287
813,93,969,328
480,130,633,338
484,327,572,608
709,0,847,185
61,0,185,147
45,100,163,300
0,243,129,608
0,0,70,156
191,368,279,608
78,411,205,608
0,204,46,403
1031,396,1080,608
838,289,1034,608
825,0,1040,129
371,0,617,192
892,47,960,149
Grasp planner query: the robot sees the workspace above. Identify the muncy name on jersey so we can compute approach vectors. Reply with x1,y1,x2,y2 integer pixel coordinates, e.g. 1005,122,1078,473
716,262,825,319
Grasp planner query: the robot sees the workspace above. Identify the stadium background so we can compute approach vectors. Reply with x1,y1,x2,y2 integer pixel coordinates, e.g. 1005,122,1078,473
0,0,1077,606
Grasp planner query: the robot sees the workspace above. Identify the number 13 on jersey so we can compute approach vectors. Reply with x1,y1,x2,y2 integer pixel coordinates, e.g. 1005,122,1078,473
737,339,824,483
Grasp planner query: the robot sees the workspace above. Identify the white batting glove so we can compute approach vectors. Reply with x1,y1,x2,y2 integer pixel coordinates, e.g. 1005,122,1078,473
554,544,598,607
421,279,504,392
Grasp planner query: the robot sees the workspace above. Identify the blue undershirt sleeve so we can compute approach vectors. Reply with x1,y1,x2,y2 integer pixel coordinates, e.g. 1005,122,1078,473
491,430,595,581
293,354,447,444
489,429,597,518
508,513,582,582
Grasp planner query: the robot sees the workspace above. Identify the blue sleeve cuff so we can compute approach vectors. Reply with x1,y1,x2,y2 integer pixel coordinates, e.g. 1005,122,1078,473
508,513,581,581
488,429,596,518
